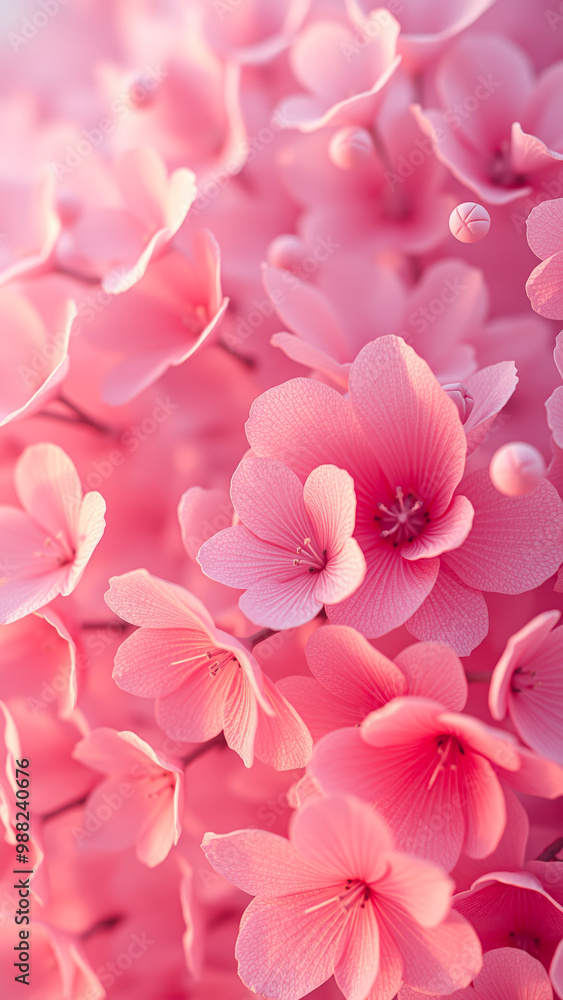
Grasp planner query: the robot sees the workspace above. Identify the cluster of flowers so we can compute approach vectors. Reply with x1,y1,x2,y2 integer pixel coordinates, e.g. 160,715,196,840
2,0,563,997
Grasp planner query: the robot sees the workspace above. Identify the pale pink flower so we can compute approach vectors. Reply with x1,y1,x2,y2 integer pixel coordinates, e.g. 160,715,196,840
0,278,74,427
399,947,553,1000
278,9,401,132
72,727,183,868
202,795,482,1000
105,569,312,769
455,865,563,990
0,444,106,625
56,147,197,294
246,335,563,653
197,457,366,630
413,36,563,205
526,199,563,320
489,610,563,763
279,624,467,740
310,697,563,872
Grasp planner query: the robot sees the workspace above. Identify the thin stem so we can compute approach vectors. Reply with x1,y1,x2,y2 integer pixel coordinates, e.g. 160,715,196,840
247,627,278,648
182,733,227,766
536,836,563,862
465,671,493,683
59,395,112,434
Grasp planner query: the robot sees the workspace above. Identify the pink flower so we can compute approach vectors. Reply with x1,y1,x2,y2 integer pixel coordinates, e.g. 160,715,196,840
526,198,563,320
413,35,563,205
0,444,106,625
72,727,183,867
197,457,366,629
278,9,401,132
489,610,563,763
246,335,563,653
105,569,312,769
455,865,563,989
202,794,482,1000
399,947,553,1000
309,697,563,872
279,624,467,740
0,278,75,427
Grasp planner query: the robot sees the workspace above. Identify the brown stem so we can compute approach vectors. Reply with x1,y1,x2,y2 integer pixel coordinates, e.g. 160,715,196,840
465,671,493,683
536,836,563,862
247,627,278,648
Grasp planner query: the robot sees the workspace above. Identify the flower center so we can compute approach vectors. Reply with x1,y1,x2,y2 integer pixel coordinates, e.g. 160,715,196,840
489,142,526,188
508,930,542,958
511,666,540,694
305,878,373,915
169,647,238,679
292,537,327,574
427,734,465,790
33,531,76,570
374,487,430,546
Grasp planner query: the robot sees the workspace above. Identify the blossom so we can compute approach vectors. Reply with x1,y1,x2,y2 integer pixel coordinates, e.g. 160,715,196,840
202,794,482,1000
399,947,553,1000
309,697,563,872
526,198,563,319
105,569,312,769
198,457,366,629
279,624,467,740
246,335,563,653
72,727,183,867
0,443,106,625
489,610,563,763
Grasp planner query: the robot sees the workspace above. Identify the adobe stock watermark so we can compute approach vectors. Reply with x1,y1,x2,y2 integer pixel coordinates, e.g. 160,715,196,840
398,273,468,338
224,234,340,351
340,7,398,61
190,107,295,218
9,0,71,52
49,65,167,179
384,74,501,191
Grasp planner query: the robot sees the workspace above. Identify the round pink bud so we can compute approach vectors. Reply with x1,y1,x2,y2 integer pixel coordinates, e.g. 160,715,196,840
328,127,375,170
489,442,546,497
442,383,475,423
266,235,307,271
449,203,491,243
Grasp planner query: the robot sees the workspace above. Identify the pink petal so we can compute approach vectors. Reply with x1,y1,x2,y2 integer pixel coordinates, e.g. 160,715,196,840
460,752,507,859
451,784,529,892
377,852,453,927
476,947,552,1000
489,610,561,721
61,490,106,595
394,641,468,712
271,332,351,388
230,457,311,548
348,337,467,517
262,265,349,360
526,198,563,260
15,443,82,539
236,892,344,1000
546,386,563,449
105,568,215,630
306,624,406,710
406,564,489,656
507,626,563,762
113,627,216,697
395,911,482,995
526,253,563,320
246,377,368,482
334,902,380,1000
240,572,322,629
253,675,313,770
290,795,394,883
156,661,236,743
201,828,327,896
327,545,440,637
315,537,367,605
304,465,358,555
277,674,363,739
502,745,563,798
222,667,259,768
401,495,474,561
444,470,563,594
463,362,519,455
